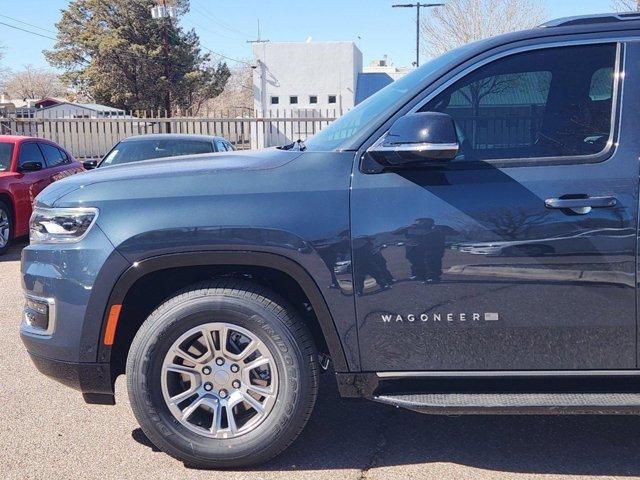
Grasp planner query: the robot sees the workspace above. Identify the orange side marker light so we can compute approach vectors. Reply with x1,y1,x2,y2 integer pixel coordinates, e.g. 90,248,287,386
103,304,122,346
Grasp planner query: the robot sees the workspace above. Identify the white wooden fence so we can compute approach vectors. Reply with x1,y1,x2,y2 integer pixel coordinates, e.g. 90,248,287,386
0,109,341,159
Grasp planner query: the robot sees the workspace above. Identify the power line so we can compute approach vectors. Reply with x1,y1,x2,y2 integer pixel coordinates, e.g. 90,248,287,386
163,25,252,66
0,14,57,34
0,20,57,40
200,45,252,66
184,19,247,42
191,0,256,39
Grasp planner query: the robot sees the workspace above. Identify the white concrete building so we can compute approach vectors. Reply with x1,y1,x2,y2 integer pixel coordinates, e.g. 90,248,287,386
250,42,412,147
252,41,363,114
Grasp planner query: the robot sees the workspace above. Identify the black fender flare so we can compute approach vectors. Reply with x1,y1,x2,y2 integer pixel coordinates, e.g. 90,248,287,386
97,250,349,372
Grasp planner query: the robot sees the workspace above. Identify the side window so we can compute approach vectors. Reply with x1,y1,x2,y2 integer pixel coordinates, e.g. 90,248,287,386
173,140,214,156
421,43,618,161
18,143,46,169
214,139,227,152
39,143,65,168
224,141,235,151
57,148,71,164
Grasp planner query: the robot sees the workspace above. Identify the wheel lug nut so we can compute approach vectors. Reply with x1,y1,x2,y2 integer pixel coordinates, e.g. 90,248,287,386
230,364,239,373
232,380,241,389
219,389,228,398
204,382,213,391
202,366,211,375
215,357,225,366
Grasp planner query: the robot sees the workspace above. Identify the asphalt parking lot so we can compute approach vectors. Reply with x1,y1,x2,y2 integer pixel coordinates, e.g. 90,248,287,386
3,241,640,480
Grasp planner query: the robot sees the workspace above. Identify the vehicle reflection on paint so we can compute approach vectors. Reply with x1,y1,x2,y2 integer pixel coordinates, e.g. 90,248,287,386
451,227,636,257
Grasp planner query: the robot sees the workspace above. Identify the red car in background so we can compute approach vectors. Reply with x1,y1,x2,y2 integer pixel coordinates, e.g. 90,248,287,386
0,135,84,254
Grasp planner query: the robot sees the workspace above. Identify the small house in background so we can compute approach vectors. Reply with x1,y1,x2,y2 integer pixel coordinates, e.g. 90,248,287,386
0,94,126,119
33,100,126,119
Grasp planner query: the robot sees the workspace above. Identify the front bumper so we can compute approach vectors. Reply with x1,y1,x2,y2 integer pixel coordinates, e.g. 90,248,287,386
28,352,115,405
20,223,131,403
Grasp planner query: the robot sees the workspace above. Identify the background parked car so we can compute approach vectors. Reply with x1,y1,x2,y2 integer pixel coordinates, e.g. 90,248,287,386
0,135,84,254
83,134,235,169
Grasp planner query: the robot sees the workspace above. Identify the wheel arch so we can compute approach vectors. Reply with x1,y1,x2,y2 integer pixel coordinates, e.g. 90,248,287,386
0,190,15,221
98,251,349,376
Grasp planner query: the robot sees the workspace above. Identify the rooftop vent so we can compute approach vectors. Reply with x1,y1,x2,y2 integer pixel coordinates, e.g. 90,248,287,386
540,12,640,28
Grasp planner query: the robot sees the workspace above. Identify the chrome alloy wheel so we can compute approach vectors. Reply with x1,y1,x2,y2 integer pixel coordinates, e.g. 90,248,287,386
0,208,9,248
161,322,279,439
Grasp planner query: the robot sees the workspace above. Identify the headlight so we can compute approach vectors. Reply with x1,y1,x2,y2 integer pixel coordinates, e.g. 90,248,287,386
29,207,99,244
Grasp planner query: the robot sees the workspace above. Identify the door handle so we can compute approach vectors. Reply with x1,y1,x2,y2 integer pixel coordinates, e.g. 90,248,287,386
545,195,617,213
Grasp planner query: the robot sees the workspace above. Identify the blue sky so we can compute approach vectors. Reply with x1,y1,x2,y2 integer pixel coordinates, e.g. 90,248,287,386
0,0,618,71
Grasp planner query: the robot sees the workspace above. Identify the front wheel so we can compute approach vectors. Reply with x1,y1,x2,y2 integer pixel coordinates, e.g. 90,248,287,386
126,280,319,468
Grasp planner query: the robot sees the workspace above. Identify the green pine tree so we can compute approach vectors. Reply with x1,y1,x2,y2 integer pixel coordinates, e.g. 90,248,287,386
45,0,231,113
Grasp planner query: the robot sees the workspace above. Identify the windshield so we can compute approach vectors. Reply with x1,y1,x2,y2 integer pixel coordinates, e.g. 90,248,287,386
100,138,214,167
305,44,476,152
0,143,14,172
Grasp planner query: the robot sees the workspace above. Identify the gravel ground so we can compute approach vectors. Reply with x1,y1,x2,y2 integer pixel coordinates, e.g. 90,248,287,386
3,241,640,480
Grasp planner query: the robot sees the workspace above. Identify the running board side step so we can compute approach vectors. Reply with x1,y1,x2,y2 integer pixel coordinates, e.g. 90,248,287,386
374,393,640,415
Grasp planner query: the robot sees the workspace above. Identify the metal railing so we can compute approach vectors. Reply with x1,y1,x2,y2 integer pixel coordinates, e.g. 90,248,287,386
0,108,341,159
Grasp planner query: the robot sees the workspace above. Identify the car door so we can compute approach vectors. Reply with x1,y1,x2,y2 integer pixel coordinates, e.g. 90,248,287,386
352,40,639,372
13,142,52,235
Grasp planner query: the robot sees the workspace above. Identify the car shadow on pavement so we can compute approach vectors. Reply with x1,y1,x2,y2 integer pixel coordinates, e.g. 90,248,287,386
0,240,27,262
133,372,640,476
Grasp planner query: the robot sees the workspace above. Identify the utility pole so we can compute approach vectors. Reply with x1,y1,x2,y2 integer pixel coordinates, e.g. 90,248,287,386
393,3,444,67
151,0,177,119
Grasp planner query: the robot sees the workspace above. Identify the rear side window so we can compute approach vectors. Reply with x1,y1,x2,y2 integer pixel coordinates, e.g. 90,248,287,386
0,143,13,172
214,139,227,152
39,143,66,168
57,148,70,163
421,43,618,162
18,143,46,169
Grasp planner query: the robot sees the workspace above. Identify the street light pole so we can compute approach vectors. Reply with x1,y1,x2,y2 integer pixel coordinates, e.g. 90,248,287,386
393,3,444,67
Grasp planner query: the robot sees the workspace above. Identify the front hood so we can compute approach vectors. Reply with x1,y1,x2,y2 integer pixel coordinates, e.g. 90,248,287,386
36,149,302,207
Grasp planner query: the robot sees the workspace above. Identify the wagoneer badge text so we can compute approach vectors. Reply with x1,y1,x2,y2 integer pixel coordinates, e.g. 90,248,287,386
381,312,500,323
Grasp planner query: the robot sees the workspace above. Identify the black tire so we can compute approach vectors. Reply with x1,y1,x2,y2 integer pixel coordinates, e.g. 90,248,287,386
0,200,13,255
126,280,319,468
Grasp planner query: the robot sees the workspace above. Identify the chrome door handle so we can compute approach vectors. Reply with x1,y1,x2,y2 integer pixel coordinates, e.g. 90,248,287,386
545,196,617,214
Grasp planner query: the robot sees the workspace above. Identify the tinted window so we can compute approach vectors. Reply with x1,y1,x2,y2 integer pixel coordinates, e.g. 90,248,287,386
224,141,235,151
58,148,70,163
40,143,66,167
100,139,215,167
421,43,617,161
18,143,46,169
214,139,227,152
0,143,13,172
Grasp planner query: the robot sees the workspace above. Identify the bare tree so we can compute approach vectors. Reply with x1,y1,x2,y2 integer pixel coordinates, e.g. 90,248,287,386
420,0,545,57
202,63,253,115
611,0,640,11
0,44,7,91
4,65,67,100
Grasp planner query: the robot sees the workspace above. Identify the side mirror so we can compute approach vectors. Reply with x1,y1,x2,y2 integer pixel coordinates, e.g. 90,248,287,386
367,112,459,169
83,160,98,170
19,161,43,172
